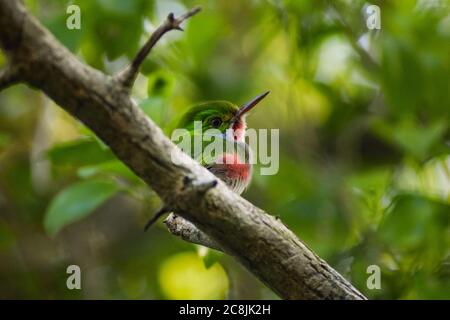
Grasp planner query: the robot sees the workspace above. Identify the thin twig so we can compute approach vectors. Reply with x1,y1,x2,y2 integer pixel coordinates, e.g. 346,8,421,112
327,1,380,72
116,6,202,90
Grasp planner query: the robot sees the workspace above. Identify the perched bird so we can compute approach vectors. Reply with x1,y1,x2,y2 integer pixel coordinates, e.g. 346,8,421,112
144,91,269,230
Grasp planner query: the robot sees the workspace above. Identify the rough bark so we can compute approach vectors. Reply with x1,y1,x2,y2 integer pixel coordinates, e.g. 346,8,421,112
164,214,222,251
0,0,366,300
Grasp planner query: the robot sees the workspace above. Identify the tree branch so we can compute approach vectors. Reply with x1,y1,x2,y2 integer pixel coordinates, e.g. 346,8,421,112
164,214,222,251
115,6,202,90
0,0,366,300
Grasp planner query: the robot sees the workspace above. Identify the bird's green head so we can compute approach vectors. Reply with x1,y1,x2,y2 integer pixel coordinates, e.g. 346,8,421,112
177,91,269,140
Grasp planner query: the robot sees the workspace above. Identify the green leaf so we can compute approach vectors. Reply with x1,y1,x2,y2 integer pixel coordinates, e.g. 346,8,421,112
44,180,120,236
77,160,140,184
47,138,115,167
202,249,224,269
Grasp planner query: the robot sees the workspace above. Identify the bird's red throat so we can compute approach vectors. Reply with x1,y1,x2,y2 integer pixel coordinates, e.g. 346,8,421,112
218,153,251,180
231,117,246,141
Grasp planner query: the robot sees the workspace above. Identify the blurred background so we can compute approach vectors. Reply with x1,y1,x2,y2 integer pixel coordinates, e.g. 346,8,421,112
0,0,449,299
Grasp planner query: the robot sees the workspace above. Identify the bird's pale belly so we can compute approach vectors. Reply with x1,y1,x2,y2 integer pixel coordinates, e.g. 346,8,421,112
206,153,252,195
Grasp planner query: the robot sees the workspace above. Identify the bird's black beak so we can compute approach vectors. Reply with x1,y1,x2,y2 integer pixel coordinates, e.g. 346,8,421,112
237,91,270,118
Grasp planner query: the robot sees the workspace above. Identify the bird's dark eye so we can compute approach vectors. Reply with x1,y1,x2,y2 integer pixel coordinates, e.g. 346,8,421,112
210,117,222,128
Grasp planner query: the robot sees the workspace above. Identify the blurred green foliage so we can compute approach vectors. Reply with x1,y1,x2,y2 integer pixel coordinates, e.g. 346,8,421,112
1,0,449,299
44,180,121,236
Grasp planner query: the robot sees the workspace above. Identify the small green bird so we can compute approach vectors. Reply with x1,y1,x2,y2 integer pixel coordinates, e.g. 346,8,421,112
144,91,269,230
